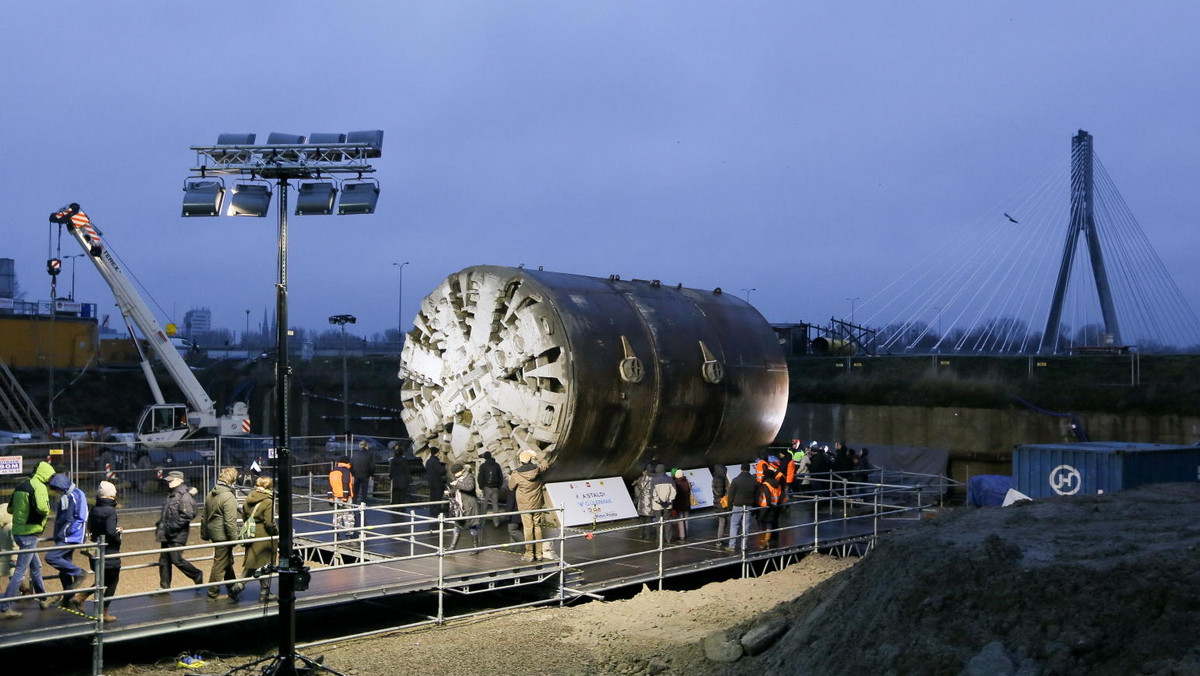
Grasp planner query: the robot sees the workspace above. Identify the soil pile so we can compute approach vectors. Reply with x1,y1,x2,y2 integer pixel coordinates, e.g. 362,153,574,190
722,483,1200,676
104,483,1200,675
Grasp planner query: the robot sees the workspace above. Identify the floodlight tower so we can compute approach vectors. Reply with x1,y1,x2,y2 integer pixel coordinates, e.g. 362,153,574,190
184,130,383,676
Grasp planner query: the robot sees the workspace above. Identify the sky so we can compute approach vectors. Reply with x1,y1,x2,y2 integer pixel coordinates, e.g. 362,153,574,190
3,2,1199,344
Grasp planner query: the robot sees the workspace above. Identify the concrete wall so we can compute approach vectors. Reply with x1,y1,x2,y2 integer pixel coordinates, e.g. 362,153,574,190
779,402,1200,483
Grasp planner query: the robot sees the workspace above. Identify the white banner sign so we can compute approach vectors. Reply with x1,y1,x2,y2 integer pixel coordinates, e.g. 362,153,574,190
0,456,24,475
545,476,637,527
683,467,715,508
0,298,12,311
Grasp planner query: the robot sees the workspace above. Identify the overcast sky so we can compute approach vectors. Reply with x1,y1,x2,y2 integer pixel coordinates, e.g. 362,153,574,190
3,2,1198,342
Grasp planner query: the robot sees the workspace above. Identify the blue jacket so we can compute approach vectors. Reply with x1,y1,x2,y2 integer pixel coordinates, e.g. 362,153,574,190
49,473,88,545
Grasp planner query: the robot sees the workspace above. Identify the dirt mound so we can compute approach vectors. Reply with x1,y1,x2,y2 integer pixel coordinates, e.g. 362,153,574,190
721,483,1200,676
103,484,1200,675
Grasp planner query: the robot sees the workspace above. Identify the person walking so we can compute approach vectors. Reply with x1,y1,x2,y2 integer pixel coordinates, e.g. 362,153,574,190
154,471,204,593
476,451,504,527
240,476,278,604
649,464,677,543
0,460,53,619
633,464,655,540
447,462,481,553
387,443,412,505
711,464,730,548
670,469,692,542
425,448,447,517
508,450,549,562
69,480,121,623
350,440,376,505
727,463,758,551
329,459,356,535
45,472,89,606
201,467,242,602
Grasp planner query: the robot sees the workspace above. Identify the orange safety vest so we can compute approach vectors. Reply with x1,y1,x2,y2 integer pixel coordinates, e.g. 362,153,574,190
329,462,354,501
756,460,784,507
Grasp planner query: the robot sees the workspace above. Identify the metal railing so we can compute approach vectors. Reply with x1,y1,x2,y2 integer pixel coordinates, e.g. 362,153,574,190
0,469,957,672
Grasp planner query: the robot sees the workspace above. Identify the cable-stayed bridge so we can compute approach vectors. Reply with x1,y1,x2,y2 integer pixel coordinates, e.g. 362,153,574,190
852,130,1200,355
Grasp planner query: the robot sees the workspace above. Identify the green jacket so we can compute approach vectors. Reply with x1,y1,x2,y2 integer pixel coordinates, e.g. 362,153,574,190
8,461,54,536
201,481,240,543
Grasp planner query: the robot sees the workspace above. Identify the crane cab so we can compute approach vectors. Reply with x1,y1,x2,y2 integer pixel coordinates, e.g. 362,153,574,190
136,403,192,446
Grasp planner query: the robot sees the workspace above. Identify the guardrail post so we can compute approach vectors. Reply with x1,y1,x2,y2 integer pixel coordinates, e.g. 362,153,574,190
556,508,566,607
436,513,445,624
92,536,107,676
656,514,665,591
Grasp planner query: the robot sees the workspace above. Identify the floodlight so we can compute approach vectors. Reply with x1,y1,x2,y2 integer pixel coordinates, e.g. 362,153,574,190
337,181,379,215
182,179,225,217
295,181,338,215
266,132,306,162
207,133,256,164
227,183,272,217
309,132,346,144
346,130,384,158
218,133,256,145
308,132,348,162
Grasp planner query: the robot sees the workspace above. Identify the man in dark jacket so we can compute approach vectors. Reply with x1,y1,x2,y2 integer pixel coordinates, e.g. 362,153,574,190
425,449,447,517
154,471,204,593
69,480,121,623
45,472,89,607
0,461,53,619
477,451,504,527
350,440,376,506
726,462,758,551
388,442,412,505
201,467,242,601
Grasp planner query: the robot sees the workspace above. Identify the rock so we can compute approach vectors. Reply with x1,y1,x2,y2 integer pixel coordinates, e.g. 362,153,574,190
740,618,788,656
701,631,744,663
960,641,1015,676
645,658,670,674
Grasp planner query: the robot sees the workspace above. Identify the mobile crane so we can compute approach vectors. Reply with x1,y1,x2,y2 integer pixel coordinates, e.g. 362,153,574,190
49,203,250,446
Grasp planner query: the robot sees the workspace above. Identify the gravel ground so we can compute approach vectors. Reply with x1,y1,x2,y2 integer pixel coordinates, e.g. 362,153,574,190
78,483,1200,674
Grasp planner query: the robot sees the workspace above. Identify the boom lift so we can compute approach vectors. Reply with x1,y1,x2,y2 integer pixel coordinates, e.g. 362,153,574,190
49,203,250,445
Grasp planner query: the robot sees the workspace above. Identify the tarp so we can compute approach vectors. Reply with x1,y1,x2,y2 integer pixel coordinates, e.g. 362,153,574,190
967,474,1013,507
864,445,951,497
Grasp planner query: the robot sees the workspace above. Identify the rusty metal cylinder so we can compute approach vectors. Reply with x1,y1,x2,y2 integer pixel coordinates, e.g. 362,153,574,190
399,266,788,480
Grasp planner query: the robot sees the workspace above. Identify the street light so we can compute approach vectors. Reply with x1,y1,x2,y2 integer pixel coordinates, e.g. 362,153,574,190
392,261,409,346
64,253,84,300
846,297,861,326
329,314,356,433
741,287,756,302
186,130,381,676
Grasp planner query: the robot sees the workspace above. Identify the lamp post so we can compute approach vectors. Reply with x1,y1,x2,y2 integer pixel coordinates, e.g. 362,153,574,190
741,287,756,303
64,253,84,300
392,261,409,345
186,130,381,676
846,297,861,326
329,314,356,432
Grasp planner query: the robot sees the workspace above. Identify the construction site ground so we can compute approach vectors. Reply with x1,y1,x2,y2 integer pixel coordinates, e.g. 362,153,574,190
94,482,1200,675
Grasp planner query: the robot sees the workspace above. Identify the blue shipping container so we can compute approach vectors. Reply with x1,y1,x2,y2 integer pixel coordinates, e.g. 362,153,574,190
1013,442,1200,499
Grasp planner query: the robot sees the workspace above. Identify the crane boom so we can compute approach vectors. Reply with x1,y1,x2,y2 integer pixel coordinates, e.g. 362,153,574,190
49,203,249,443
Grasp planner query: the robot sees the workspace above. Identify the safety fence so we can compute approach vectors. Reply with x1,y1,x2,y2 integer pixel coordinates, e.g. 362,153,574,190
0,469,956,674
0,434,410,510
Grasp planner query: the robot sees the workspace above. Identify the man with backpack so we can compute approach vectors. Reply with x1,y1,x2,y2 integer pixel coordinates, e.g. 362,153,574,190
0,461,53,619
45,472,89,608
477,451,504,527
